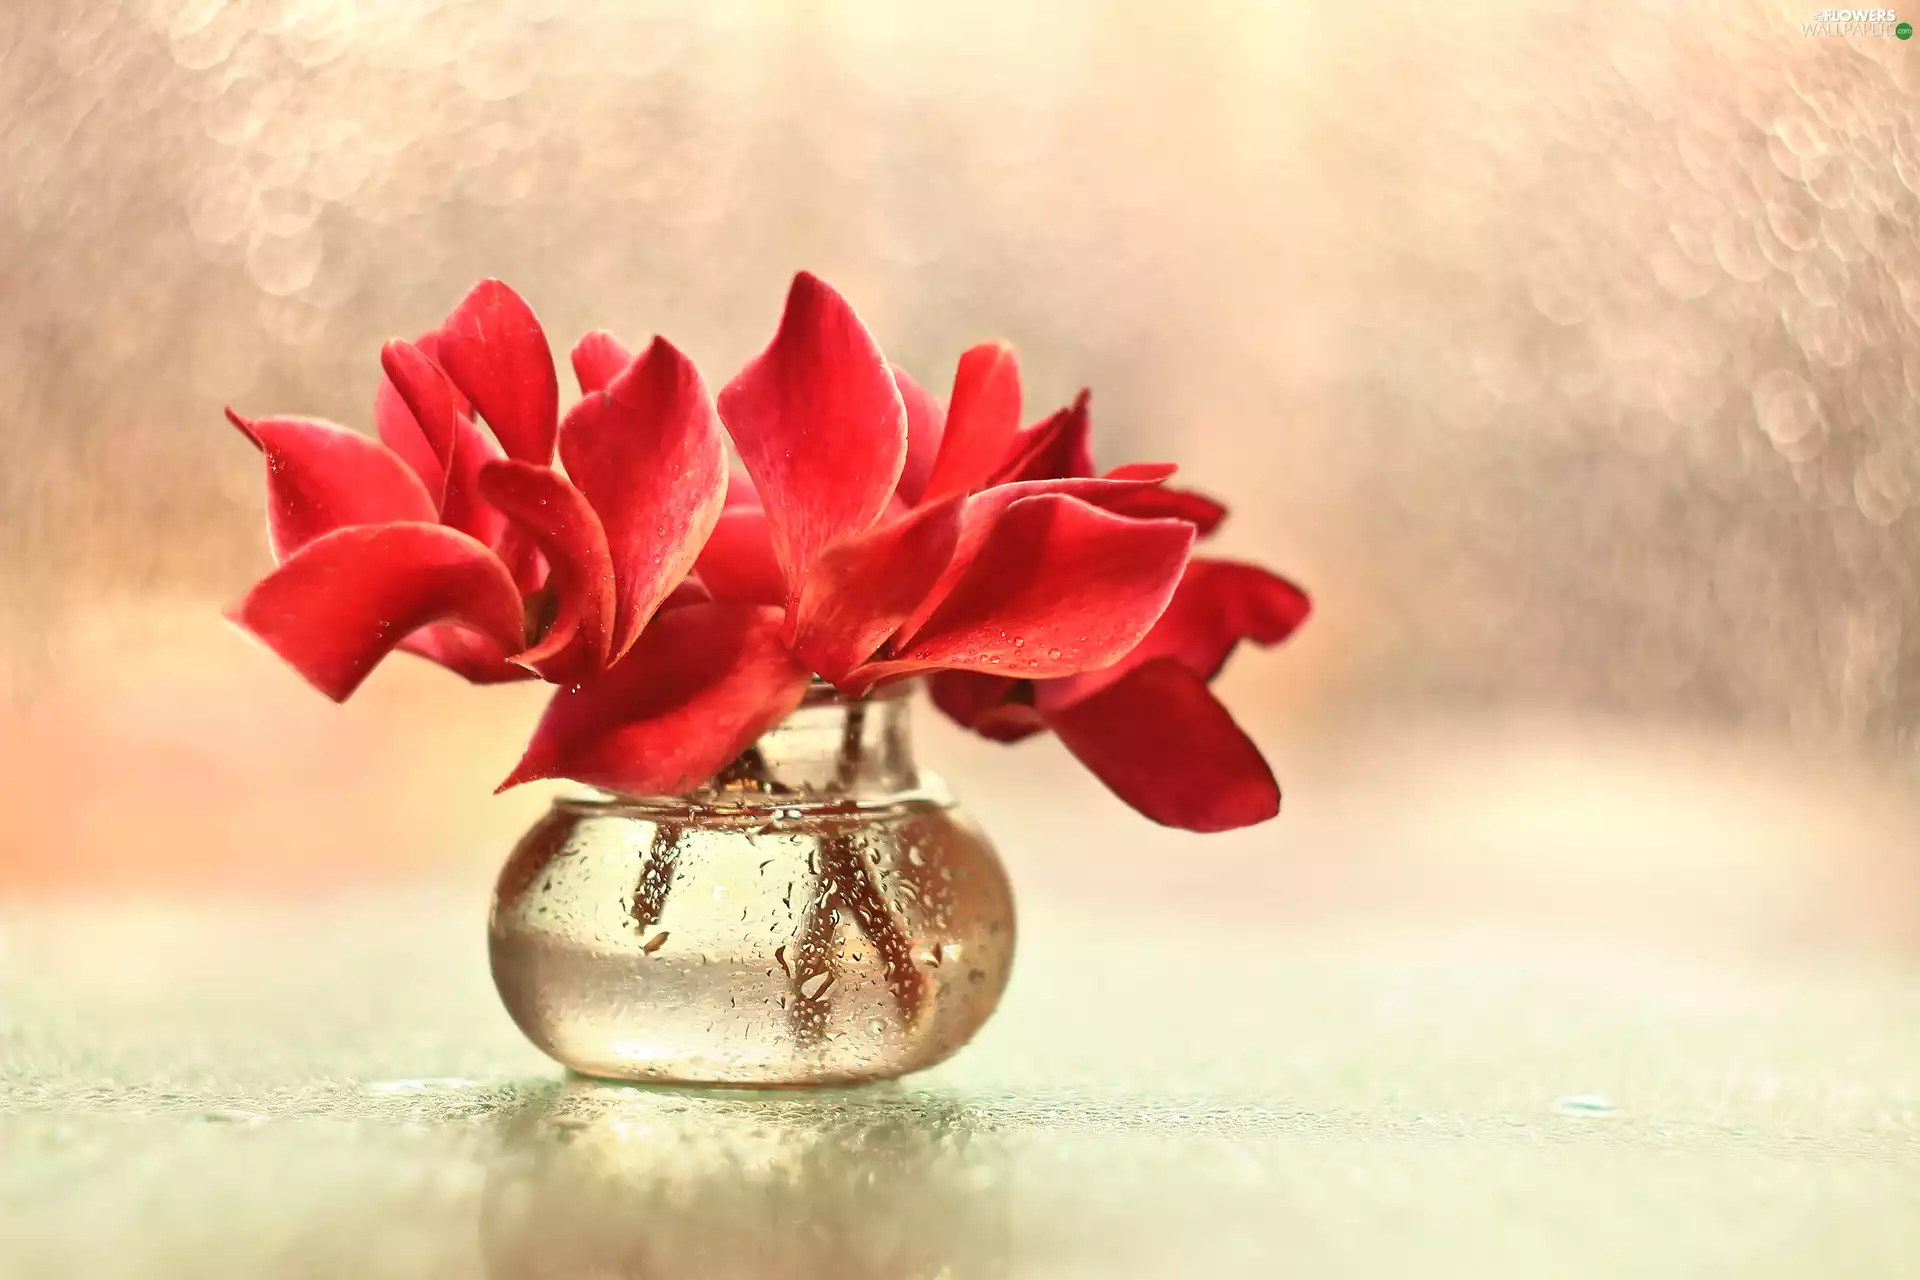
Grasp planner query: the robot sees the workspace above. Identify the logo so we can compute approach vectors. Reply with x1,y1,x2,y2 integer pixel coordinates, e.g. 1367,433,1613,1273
1805,6,1905,33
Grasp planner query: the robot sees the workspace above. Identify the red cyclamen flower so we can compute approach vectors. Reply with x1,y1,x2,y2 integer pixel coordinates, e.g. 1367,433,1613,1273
890,358,1313,832
511,274,1199,793
227,274,1306,831
228,279,800,785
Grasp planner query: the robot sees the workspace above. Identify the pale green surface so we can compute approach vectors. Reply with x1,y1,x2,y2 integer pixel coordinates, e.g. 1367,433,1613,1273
4,893,1919,1278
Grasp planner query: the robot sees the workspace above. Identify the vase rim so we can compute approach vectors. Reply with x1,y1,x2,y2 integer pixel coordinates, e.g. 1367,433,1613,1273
549,777,952,818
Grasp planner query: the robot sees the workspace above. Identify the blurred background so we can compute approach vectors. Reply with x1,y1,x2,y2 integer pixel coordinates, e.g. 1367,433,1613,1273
7,0,1920,950
11,2,1920,1274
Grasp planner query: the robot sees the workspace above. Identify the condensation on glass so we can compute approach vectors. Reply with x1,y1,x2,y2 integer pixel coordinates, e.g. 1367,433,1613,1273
489,682,1015,1085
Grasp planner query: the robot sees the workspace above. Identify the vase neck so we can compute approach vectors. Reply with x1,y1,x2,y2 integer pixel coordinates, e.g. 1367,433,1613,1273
703,680,919,802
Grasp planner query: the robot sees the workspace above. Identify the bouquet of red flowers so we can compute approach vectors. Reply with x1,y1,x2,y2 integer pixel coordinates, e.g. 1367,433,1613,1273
227,274,1309,831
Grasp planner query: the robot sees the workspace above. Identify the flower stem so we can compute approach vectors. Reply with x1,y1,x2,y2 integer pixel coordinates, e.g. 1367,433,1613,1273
833,699,868,790
783,697,933,1042
629,823,679,934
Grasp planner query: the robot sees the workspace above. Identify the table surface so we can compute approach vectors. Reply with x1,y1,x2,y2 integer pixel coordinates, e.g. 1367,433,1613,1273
5,881,1918,1280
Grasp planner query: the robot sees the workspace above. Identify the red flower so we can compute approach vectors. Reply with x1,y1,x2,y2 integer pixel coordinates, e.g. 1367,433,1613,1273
929,558,1310,831
515,274,1197,796
228,281,806,789
890,352,1312,832
226,274,1308,830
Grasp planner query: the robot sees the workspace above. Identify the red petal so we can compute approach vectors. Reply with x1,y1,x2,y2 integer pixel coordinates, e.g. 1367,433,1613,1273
571,330,633,395
716,273,906,598
893,474,1169,646
372,331,464,478
1165,559,1312,670
410,330,470,416
441,414,509,549
660,576,713,612
228,409,437,562
1039,557,1311,708
892,364,945,506
792,497,966,688
378,340,459,507
501,602,811,795
375,381,443,508
227,522,525,702
434,279,559,464
558,336,728,662
1099,484,1228,536
990,390,1093,484
928,670,1046,743
1043,658,1279,831
694,506,786,606
494,525,549,598
399,626,536,684
1103,462,1177,483
921,341,1022,504
723,464,760,509
478,460,615,682
860,494,1192,685
439,413,551,599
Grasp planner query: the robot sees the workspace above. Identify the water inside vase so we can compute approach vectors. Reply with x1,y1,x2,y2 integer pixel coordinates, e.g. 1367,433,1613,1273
489,685,1015,1085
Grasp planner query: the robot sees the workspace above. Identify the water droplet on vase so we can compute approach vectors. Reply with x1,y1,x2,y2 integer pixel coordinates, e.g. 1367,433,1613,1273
642,930,670,954
1553,1093,1618,1116
800,971,835,1000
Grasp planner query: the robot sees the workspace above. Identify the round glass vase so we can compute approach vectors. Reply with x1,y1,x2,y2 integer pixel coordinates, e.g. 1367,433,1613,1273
488,680,1016,1086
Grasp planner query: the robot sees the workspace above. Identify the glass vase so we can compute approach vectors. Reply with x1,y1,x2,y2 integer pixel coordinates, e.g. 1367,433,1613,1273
488,680,1016,1086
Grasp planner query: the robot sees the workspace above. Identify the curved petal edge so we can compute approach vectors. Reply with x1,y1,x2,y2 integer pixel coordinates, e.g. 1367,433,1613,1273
500,602,812,795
